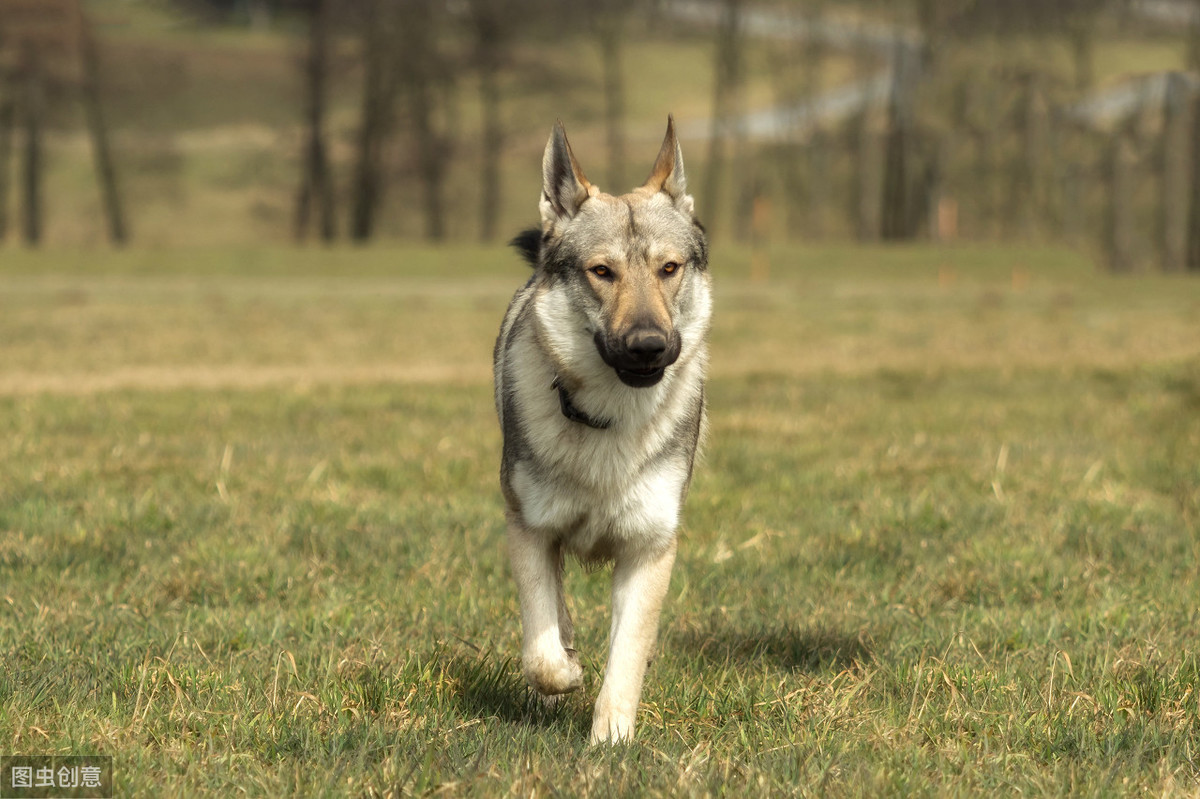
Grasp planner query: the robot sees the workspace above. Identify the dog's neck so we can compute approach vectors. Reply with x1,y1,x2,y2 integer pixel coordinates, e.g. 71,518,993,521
553,377,611,430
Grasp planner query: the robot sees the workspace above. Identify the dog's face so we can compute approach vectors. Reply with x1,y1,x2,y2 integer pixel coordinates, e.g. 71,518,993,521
535,118,710,388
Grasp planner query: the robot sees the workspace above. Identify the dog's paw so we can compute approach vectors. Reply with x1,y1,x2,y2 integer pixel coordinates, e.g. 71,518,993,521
523,647,583,696
589,707,635,745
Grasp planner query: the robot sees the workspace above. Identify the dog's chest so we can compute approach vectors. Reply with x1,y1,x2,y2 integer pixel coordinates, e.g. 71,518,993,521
510,375,693,557
510,445,687,559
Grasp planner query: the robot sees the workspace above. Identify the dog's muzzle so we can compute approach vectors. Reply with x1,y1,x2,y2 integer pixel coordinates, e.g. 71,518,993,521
594,328,682,388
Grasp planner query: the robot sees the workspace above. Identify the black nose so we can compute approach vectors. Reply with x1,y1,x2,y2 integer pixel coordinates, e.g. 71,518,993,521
624,328,668,362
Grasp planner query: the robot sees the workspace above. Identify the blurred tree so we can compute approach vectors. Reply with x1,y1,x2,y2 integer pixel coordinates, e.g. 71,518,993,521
1006,70,1048,240
0,68,12,240
802,0,828,239
294,0,336,242
847,109,880,242
0,0,128,246
1186,0,1200,71
467,0,512,242
1187,90,1200,272
19,44,40,245
704,0,745,238
1159,72,1190,271
79,5,127,245
245,0,272,30
765,0,827,240
592,0,633,193
178,0,283,27
349,0,398,241
1103,125,1136,272
880,40,921,240
396,0,456,241
13,39,43,242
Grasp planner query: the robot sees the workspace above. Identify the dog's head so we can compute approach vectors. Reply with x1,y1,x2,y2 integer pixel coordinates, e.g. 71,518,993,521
525,117,710,388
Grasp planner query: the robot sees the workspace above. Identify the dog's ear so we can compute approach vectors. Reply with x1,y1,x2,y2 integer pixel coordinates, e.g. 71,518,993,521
644,115,694,218
541,121,593,230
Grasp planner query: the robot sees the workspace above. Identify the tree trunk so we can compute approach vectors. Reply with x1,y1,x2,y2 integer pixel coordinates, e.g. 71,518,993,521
880,40,921,241
409,80,448,242
471,0,505,242
597,21,625,193
880,103,909,240
477,58,502,241
1187,0,1200,72
1105,131,1135,272
1160,72,1190,272
349,0,394,242
0,97,13,241
704,0,743,239
1069,23,1094,93
78,9,129,245
21,48,43,246
295,0,336,242
1005,75,1046,241
848,109,879,242
398,0,453,242
1186,91,1200,272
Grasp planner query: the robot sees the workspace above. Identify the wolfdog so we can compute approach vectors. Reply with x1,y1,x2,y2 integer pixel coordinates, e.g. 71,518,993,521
493,117,712,743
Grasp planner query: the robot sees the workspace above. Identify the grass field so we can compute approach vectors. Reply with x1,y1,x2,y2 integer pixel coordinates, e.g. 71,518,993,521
1,243,1199,796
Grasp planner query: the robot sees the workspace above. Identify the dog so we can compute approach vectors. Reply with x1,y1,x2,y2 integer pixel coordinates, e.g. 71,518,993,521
493,116,712,744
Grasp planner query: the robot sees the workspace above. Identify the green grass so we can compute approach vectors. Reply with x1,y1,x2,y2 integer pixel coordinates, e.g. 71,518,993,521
1,243,1199,795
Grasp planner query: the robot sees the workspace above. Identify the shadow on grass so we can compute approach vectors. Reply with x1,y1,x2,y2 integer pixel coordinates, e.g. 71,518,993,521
440,646,591,735
672,623,873,672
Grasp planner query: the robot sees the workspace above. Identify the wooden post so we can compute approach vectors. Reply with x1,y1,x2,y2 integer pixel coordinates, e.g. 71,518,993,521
936,196,958,242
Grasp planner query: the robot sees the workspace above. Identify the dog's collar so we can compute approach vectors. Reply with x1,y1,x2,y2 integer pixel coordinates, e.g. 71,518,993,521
552,377,611,430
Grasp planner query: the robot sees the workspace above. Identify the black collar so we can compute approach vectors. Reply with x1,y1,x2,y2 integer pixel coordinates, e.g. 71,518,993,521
553,377,611,430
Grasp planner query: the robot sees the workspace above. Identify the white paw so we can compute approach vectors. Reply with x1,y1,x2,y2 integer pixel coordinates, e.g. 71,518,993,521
523,647,583,696
589,703,635,745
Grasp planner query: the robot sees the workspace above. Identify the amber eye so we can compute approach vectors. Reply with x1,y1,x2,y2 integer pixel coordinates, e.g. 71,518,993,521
662,262,680,276
590,265,613,279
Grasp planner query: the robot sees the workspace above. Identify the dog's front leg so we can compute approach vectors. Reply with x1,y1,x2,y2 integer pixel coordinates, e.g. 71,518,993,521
591,537,677,744
508,521,583,697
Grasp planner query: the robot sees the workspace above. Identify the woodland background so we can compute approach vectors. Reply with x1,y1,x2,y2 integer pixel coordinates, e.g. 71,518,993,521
3,0,1200,274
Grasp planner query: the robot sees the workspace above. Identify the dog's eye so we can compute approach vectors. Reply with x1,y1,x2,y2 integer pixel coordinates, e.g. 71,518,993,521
590,265,613,280
662,262,680,276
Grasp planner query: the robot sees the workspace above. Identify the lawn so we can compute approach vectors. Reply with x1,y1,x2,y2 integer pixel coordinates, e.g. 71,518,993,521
1,243,1198,795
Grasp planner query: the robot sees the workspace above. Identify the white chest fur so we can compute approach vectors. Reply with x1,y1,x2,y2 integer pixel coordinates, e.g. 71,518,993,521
502,323,703,559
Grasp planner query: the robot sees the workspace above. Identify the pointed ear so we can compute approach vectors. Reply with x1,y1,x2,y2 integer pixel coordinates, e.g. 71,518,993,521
540,121,593,230
644,115,694,217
